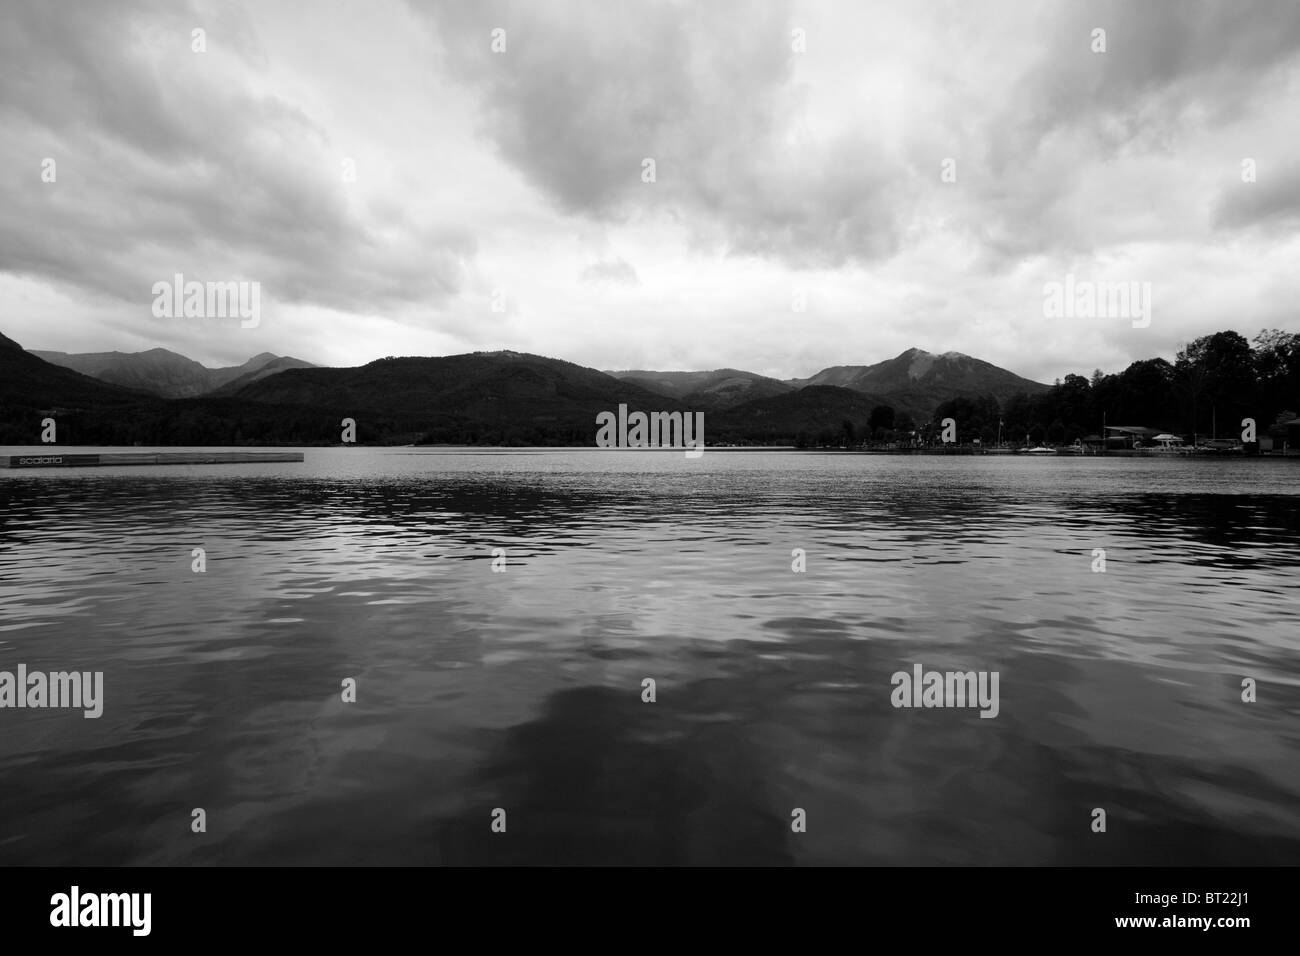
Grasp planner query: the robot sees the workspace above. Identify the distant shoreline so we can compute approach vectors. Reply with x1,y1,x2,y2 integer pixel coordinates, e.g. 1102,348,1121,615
3,443,1297,458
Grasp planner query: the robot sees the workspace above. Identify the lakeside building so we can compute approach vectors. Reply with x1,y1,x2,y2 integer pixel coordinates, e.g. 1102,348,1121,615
1103,425,1165,449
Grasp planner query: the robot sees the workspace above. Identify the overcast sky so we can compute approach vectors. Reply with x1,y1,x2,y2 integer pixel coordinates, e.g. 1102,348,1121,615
2,0,1298,382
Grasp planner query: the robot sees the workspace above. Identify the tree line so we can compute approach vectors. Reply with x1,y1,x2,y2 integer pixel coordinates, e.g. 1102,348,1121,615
808,329,1300,448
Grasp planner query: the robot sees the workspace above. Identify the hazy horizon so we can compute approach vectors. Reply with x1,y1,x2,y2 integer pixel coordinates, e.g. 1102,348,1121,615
14,332,1287,388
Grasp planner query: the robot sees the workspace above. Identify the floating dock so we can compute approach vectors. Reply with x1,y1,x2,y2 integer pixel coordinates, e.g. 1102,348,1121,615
0,451,304,469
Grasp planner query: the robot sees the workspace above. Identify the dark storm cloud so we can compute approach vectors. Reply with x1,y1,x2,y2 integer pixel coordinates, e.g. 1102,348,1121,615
996,0,1300,158
948,0,1300,266
0,0,474,312
421,0,910,267
422,0,1300,272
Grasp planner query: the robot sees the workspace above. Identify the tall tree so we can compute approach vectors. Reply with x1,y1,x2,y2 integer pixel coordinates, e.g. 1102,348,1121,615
1176,332,1254,437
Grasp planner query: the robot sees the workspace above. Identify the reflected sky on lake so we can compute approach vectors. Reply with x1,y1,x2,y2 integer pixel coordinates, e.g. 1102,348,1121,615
1,449,1298,864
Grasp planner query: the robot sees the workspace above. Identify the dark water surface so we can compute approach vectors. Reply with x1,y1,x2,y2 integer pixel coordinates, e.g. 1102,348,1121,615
1,447,1298,865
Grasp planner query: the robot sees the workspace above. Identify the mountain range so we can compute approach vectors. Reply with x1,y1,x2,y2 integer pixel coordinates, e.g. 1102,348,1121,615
30,348,315,398
610,349,1047,421
605,368,795,410
1,334,1049,446
3,331,145,409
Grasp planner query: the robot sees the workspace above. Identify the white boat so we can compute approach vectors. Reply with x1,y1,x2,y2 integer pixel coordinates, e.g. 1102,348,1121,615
1024,446,1055,455
1149,433,1190,454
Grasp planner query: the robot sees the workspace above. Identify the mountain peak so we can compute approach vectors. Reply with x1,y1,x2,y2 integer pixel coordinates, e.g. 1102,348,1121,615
897,348,971,361
790,347,1048,416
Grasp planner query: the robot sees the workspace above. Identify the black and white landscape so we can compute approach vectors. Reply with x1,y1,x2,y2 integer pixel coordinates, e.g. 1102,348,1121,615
1,0,1297,911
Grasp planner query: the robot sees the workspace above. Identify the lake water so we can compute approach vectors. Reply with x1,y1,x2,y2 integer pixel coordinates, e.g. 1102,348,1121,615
1,447,1298,865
